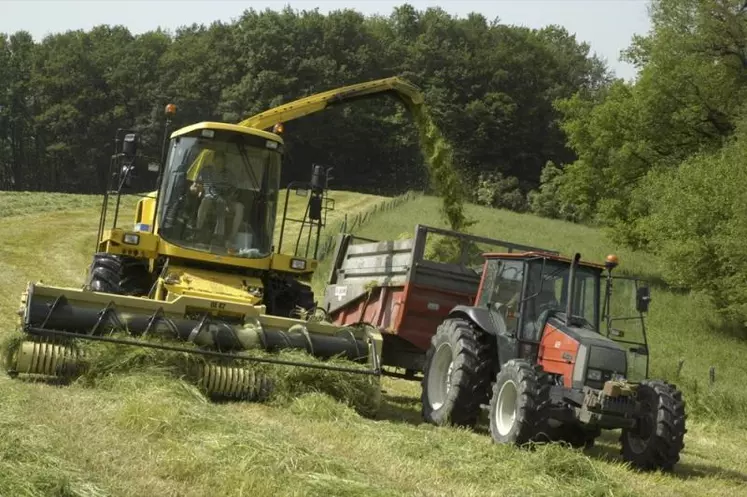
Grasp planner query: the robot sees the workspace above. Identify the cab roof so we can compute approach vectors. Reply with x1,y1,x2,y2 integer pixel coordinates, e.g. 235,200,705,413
170,121,284,144
482,251,607,270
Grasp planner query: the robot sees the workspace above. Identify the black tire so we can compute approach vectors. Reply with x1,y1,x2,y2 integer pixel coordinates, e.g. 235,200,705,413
488,359,552,445
421,317,494,427
86,253,152,296
620,379,687,471
266,276,316,318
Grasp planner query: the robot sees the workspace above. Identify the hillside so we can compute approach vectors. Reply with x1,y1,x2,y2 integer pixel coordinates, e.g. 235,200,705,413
1,191,746,497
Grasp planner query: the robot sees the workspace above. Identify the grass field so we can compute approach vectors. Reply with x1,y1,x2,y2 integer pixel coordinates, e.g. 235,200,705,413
1,190,746,497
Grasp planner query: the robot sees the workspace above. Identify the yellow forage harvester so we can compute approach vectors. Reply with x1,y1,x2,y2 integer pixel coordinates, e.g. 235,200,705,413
5,77,429,401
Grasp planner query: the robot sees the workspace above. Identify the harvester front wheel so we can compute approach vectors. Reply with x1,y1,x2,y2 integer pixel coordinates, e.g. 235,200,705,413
488,359,551,446
87,253,152,296
621,379,686,471
421,317,493,427
266,277,315,318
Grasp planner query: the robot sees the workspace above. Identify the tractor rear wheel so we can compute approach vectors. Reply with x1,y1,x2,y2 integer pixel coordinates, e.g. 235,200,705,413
489,359,551,445
87,253,152,296
620,379,686,471
421,317,494,427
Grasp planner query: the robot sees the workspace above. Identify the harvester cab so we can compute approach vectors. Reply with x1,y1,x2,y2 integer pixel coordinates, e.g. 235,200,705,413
94,118,329,318
422,251,687,471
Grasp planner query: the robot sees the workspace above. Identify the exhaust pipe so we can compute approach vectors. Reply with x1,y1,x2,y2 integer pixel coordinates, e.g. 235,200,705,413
566,253,581,326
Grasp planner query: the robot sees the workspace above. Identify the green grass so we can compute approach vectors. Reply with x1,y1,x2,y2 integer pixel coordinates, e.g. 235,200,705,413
1,191,747,496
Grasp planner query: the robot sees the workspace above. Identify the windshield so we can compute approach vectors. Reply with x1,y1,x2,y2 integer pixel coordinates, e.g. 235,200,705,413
157,131,281,258
520,259,601,341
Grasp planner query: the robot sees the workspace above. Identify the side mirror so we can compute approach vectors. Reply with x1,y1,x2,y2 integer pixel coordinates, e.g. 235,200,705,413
636,286,651,313
310,164,325,192
122,133,138,161
309,195,322,221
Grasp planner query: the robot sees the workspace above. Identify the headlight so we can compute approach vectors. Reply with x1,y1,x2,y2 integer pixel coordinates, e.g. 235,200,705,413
290,258,306,270
123,233,140,245
247,286,263,297
587,368,603,381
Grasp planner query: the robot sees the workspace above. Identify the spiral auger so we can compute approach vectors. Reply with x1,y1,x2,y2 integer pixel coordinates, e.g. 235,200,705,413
197,363,274,402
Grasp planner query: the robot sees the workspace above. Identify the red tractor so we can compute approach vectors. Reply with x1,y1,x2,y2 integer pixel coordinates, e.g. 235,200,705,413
421,251,686,471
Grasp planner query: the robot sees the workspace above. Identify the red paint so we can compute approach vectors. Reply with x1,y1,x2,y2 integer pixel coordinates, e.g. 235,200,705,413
538,323,580,388
328,282,475,352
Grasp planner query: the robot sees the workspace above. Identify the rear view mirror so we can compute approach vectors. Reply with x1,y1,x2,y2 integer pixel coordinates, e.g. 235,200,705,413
309,195,322,221
636,286,651,313
122,133,138,160
310,164,325,192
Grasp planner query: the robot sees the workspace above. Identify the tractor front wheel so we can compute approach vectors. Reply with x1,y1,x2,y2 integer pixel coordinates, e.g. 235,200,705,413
621,379,686,471
489,359,551,445
421,318,494,427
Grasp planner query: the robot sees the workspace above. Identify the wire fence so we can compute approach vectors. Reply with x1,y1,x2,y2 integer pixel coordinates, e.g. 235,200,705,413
316,191,420,260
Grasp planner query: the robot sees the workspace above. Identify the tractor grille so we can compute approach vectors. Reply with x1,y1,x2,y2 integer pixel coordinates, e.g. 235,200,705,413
586,345,627,390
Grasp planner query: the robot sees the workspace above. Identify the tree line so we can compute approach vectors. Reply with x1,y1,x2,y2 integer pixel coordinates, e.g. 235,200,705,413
0,4,608,197
532,0,747,331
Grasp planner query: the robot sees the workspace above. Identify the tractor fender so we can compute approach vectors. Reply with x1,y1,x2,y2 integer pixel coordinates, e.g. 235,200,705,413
448,305,499,336
448,305,519,367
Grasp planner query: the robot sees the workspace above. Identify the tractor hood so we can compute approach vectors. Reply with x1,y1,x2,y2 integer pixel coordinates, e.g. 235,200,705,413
545,315,628,390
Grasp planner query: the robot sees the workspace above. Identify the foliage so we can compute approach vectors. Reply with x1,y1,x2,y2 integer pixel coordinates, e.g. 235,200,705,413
0,6,608,198
637,116,747,327
474,171,529,212
535,0,747,326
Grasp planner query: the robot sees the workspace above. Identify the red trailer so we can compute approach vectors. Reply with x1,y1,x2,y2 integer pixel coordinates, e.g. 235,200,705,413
322,224,557,379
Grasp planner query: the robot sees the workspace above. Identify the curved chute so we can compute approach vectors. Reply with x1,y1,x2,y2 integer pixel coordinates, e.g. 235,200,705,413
238,76,425,130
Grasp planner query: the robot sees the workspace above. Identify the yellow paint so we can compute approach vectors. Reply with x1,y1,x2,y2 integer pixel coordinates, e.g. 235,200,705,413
239,76,423,130
161,265,263,305
170,121,284,143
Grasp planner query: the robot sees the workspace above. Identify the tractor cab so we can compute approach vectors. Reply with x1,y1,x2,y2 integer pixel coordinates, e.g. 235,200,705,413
474,251,651,383
157,123,284,258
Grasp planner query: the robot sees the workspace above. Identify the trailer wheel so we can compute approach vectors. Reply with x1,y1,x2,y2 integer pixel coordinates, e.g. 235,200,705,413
421,317,493,427
87,253,152,296
621,379,686,471
489,359,551,445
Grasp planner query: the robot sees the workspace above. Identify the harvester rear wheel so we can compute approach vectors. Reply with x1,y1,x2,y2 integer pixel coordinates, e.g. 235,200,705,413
488,359,551,446
620,379,686,471
86,253,152,296
421,317,493,427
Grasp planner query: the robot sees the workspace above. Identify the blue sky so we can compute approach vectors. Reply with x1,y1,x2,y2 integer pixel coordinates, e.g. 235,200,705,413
2,0,652,81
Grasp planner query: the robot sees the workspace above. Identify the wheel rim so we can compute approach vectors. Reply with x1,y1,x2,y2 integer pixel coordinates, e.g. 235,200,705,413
427,342,454,410
495,380,518,436
627,399,655,454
